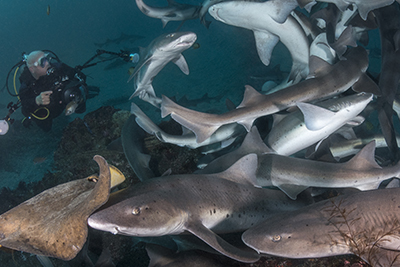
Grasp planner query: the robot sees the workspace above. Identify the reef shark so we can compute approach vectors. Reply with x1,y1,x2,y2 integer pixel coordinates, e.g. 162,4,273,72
208,0,309,83
257,140,400,200
128,31,197,107
135,0,200,28
88,154,313,263
161,47,380,143
242,187,400,266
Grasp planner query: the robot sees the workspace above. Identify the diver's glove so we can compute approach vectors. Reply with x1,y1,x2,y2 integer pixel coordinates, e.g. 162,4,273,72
35,91,53,105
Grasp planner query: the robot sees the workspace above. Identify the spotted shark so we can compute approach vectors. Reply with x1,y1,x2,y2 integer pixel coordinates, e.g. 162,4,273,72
127,32,197,108
161,47,380,143
208,0,309,83
242,187,400,266
135,0,201,28
88,154,313,263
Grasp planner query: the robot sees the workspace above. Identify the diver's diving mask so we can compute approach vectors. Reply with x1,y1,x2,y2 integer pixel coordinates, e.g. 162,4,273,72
33,54,51,68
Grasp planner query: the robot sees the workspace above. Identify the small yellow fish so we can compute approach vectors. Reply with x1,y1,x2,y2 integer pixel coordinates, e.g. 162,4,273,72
192,43,200,49
47,5,50,15
128,67,135,76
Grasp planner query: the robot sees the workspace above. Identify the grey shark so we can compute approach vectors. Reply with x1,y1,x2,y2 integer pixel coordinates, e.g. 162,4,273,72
265,92,372,156
161,47,380,143
257,140,400,199
135,0,200,28
242,187,400,266
208,0,309,83
128,32,197,107
88,154,313,263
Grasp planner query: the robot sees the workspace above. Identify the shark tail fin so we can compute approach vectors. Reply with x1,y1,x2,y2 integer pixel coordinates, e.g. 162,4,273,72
131,103,160,135
161,95,220,143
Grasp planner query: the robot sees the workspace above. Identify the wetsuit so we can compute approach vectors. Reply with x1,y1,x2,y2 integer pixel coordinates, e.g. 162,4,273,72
19,62,87,131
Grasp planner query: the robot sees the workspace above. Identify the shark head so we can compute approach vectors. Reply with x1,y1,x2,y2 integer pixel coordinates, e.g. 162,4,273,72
208,3,230,24
242,208,351,258
88,191,188,237
157,32,197,53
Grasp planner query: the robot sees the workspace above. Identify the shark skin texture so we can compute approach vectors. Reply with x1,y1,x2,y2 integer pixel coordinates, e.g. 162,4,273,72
242,187,400,266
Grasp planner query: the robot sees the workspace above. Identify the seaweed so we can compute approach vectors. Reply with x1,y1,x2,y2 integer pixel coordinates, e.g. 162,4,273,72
324,198,400,267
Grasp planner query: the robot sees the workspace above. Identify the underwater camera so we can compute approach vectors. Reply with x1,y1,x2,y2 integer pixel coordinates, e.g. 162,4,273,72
0,102,19,135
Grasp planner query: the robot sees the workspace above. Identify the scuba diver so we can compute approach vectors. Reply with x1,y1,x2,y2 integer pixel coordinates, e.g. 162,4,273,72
0,48,138,134
19,50,91,131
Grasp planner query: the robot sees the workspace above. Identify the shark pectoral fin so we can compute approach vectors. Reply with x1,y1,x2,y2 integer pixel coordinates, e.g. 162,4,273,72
253,30,279,66
352,73,381,96
185,221,260,263
161,19,169,28
275,184,309,200
220,138,236,149
354,182,381,191
297,102,336,131
139,152,152,169
173,54,190,75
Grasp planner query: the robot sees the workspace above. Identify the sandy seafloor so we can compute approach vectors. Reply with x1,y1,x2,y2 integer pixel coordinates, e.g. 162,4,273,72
0,0,385,266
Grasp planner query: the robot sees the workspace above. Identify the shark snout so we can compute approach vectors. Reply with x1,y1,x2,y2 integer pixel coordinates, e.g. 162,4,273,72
176,33,197,47
208,6,220,21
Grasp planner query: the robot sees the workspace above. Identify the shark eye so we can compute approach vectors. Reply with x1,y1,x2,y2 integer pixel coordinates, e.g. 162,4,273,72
132,207,141,215
166,33,175,38
272,235,282,242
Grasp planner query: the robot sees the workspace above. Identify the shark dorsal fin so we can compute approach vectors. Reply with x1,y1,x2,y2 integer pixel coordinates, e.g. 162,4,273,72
297,102,336,131
237,126,273,155
343,141,382,170
217,154,260,187
237,85,266,109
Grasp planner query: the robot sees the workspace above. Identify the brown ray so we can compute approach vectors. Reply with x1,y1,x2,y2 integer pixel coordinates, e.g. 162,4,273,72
0,155,110,260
